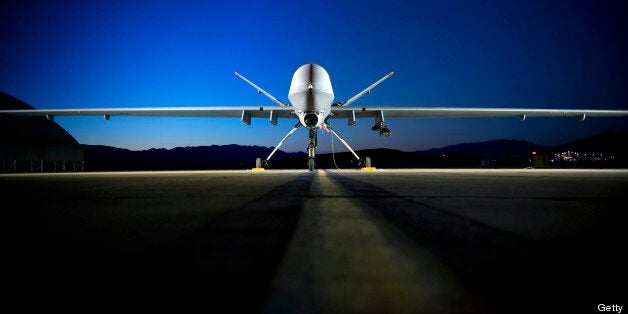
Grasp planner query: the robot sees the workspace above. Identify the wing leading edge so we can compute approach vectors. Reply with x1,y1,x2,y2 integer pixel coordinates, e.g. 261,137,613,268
0,106,295,118
0,106,297,126
329,106,628,120
2,106,627,123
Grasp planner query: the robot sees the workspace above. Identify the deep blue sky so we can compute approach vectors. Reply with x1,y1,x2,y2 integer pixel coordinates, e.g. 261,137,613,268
1,0,627,152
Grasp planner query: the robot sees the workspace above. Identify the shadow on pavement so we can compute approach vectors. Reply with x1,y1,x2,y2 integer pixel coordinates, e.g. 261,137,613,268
328,172,625,313
1,173,314,311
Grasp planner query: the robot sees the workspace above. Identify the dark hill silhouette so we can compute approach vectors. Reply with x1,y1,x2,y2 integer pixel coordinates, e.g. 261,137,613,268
413,130,627,168
81,144,306,170
312,148,424,169
556,129,628,154
80,129,627,170
417,139,550,161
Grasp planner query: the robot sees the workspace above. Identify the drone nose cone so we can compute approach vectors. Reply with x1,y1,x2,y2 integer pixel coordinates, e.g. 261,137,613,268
288,64,334,111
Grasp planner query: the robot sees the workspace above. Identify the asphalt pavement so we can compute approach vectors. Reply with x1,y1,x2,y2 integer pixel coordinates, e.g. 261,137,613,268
1,169,625,312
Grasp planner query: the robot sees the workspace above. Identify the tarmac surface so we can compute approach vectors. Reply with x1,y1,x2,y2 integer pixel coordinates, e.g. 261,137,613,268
1,169,626,312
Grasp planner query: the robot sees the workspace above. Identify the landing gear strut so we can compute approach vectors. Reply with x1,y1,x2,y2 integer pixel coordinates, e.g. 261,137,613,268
307,129,318,171
329,125,365,166
256,122,301,168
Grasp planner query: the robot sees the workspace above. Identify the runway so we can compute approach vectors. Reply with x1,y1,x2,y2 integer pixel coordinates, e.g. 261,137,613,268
1,169,626,312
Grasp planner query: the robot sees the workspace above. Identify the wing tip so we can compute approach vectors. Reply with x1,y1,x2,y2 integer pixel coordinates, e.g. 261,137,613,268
235,72,241,76
388,72,394,77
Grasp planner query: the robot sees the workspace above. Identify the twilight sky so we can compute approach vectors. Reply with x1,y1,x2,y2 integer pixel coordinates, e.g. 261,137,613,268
1,0,627,152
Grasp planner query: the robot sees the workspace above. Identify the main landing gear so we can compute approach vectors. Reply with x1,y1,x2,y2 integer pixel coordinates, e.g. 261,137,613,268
254,122,301,169
255,123,371,171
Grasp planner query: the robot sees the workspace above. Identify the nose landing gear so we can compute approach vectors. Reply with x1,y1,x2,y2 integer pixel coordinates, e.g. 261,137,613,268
307,129,318,171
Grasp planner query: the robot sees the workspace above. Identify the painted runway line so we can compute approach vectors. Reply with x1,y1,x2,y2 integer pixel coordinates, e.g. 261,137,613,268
267,170,477,313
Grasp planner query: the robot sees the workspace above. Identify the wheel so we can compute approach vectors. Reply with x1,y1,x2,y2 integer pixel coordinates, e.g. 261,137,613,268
365,157,371,168
255,158,262,168
308,158,315,171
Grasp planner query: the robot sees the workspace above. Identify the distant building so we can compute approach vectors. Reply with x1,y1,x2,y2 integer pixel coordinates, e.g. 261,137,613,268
480,159,496,168
553,151,613,163
533,154,549,167
1,92,84,172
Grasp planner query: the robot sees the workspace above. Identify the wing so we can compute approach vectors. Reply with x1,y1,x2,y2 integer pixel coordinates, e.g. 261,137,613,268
330,106,628,122
0,106,296,125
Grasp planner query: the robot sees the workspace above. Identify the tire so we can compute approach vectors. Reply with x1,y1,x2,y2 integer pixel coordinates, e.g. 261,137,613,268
256,158,262,168
308,158,315,171
365,157,371,168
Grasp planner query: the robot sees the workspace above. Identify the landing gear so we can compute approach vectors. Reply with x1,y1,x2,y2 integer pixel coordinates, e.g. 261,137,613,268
307,129,318,171
328,124,376,169
254,121,375,171
329,125,362,164
255,122,301,169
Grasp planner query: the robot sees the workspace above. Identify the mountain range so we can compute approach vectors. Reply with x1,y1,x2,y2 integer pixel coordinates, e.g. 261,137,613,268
82,129,628,170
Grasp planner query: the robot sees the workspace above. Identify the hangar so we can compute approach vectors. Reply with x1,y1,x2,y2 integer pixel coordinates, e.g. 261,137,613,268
0,92,83,172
